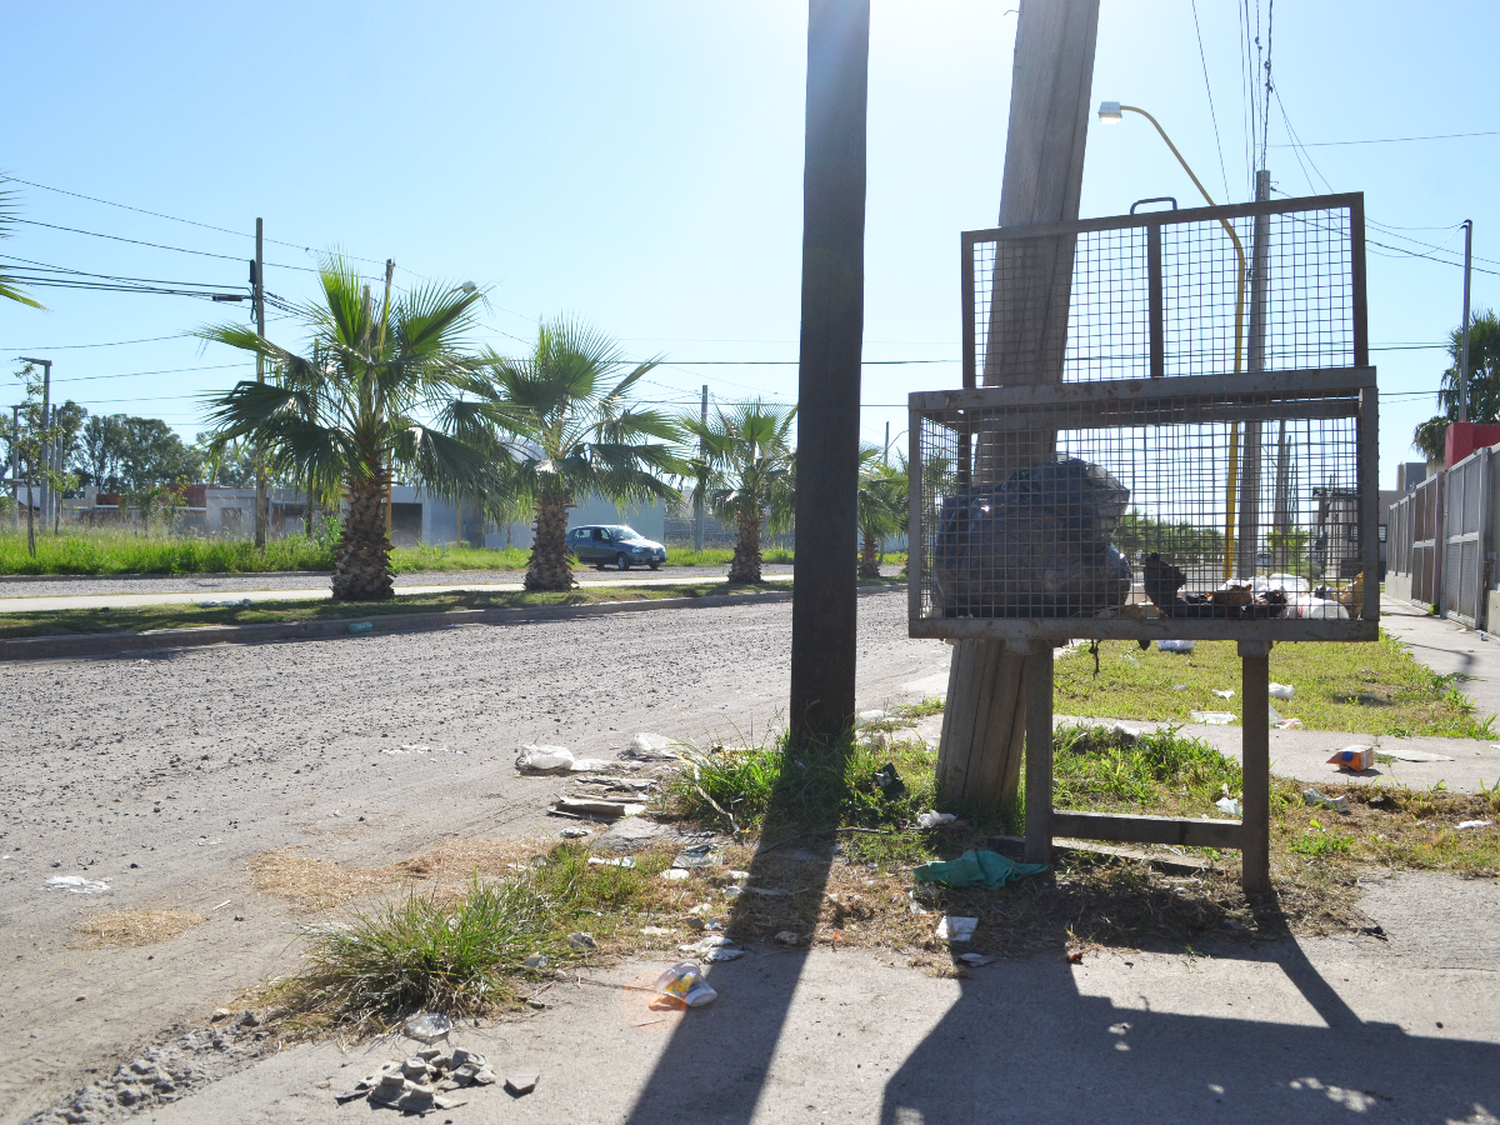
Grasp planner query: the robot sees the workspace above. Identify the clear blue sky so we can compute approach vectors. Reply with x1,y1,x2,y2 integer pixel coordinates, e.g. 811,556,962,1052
3,0,1496,487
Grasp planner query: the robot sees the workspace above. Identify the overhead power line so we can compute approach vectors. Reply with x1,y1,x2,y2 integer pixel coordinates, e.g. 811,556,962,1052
1270,129,1500,148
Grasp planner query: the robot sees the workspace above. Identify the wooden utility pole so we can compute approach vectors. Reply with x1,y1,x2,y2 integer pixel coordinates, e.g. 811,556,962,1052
253,218,267,550
937,0,1100,810
789,0,870,744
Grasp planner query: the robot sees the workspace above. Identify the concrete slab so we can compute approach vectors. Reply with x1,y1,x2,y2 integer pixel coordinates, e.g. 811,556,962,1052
136,871,1500,1125
1381,596,1500,720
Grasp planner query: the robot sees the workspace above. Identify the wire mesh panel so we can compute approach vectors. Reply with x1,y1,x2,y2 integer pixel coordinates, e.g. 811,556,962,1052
962,193,1365,389
908,371,1379,642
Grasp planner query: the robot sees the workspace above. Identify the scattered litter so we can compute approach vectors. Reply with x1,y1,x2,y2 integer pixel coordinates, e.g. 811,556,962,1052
1376,748,1455,763
1457,820,1494,831
1212,688,1235,700
1190,711,1237,725
873,762,907,800
748,885,791,897
523,954,548,969
1267,705,1284,723
640,926,675,936
1215,796,1243,817
567,932,598,952
958,953,995,967
660,868,691,882
44,875,111,895
1157,639,1195,653
917,811,957,829
672,843,723,869
1274,718,1304,730
906,890,931,916
552,797,646,819
198,598,254,608
1121,653,1140,665
1285,597,1349,620
346,621,374,634
854,710,888,728
913,850,1048,890
622,732,678,760
680,936,744,961
934,916,978,943
560,827,591,839
774,930,801,946
587,856,636,868
1328,746,1375,772
1173,683,1188,691
1302,789,1350,814
724,869,751,881
504,1074,539,1097
517,745,575,772
404,1012,454,1043
654,961,718,1007
1268,682,1295,700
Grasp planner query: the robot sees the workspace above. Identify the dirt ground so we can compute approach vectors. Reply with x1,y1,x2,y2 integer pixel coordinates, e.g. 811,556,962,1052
0,587,946,1123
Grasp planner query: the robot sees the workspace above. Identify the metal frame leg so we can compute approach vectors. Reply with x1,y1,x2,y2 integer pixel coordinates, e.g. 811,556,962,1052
1239,639,1271,894
1024,642,1055,865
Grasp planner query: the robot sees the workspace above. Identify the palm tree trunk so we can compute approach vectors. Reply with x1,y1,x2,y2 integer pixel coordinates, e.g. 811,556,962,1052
729,507,763,583
333,475,394,600
525,489,574,592
859,530,880,577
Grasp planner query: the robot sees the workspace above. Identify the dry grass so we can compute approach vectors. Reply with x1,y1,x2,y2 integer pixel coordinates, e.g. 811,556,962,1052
78,909,207,947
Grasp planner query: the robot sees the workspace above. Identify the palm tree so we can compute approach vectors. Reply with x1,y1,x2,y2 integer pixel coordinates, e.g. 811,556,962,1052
201,259,495,600
1413,309,1500,465
462,319,682,592
1,181,44,309
680,401,797,583
857,445,907,578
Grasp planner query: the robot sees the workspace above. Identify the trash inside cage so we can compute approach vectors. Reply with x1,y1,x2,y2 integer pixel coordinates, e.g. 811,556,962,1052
908,370,1379,642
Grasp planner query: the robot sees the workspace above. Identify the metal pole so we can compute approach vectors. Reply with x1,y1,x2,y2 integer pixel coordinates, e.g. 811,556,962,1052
789,0,869,743
19,358,52,525
1237,168,1271,578
1460,219,1473,423
253,218,267,549
380,259,395,541
9,405,18,527
694,384,707,553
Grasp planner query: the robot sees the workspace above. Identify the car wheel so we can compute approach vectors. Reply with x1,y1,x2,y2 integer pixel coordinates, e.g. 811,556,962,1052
648,562,661,571
616,553,630,571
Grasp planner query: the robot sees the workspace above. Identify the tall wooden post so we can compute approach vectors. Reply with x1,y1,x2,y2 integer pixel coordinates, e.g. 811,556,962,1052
789,0,869,743
937,0,1101,810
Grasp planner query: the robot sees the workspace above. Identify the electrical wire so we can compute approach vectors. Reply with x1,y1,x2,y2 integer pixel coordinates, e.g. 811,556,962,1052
0,333,192,350
1271,129,1500,148
1191,0,1231,203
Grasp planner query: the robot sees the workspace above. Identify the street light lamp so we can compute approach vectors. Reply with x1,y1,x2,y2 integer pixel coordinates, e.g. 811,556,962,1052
1099,100,1250,579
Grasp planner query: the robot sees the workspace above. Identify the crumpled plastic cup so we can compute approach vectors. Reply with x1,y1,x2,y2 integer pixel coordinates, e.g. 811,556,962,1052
404,1012,454,1042
653,961,718,1007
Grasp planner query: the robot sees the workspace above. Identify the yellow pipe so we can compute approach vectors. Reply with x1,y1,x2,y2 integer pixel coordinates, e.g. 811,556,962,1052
1120,106,1247,582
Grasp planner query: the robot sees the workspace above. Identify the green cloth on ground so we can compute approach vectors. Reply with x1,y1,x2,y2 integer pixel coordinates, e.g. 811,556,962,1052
912,849,1049,890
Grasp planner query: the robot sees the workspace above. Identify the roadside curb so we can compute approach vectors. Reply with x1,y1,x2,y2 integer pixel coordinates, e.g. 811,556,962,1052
0,585,900,662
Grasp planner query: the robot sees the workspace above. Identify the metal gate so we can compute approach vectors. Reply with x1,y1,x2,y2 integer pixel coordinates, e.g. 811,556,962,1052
1410,473,1444,608
1443,448,1489,628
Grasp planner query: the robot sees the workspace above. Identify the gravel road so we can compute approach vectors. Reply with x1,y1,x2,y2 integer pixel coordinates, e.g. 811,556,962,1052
0,563,795,601
0,586,946,1122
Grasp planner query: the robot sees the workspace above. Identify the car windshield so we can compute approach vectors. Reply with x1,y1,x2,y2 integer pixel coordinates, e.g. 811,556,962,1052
607,526,644,541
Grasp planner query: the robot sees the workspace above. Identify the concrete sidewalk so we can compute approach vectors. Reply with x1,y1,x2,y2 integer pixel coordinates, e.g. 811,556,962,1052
132,872,1499,1125
1380,595,1500,717
0,573,794,614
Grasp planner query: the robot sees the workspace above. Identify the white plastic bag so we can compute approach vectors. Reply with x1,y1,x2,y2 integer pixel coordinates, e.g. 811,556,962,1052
516,745,575,772
1157,639,1195,653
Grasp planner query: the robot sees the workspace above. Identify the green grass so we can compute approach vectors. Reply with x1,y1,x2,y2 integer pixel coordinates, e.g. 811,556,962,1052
1051,723,1242,816
0,581,784,639
0,529,821,577
1053,631,1495,738
276,844,684,1033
